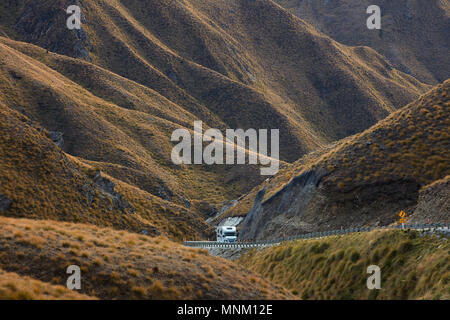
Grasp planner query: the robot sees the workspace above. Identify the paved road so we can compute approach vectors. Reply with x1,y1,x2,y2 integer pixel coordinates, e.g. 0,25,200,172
183,224,449,249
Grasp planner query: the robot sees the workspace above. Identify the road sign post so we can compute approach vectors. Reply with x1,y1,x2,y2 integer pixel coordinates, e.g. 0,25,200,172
398,210,406,229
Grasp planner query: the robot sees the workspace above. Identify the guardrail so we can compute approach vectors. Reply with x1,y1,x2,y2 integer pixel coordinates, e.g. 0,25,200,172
183,223,449,249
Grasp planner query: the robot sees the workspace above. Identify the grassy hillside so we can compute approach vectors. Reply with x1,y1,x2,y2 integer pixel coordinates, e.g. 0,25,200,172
0,0,432,235
0,216,293,300
240,229,450,300
275,0,450,84
0,0,447,301
0,101,212,241
0,37,255,208
0,269,96,300
224,80,449,240
0,0,429,159
224,79,449,222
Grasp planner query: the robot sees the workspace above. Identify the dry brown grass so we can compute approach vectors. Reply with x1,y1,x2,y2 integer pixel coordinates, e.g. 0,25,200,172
0,216,294,300
0,269,96,300
275,0,449,85
240,229,450,300
0,0,431,213
0,101,212,241
225,79,449,218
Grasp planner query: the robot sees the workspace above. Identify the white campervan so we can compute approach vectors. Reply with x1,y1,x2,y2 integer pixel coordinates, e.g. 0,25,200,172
216,226,237,243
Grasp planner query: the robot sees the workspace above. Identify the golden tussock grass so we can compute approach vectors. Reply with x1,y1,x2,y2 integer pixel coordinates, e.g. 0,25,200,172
0,0,432,216
0,101,212,241
0,269,96,300
0,216,294,300
240,229,450,300
224,80,449,218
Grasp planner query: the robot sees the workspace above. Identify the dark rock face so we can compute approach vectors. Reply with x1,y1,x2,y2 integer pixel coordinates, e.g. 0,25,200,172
180,197,191,209
93,172,135,214
157,186,174,201
0,195,12,212
238,188,267,240
240,170,326,240
80,184,95,206
141,227,161,237
14,1,92,60
410,178,450,223
9,71,23,80
72,27,93,60
49,131,64,148
94,173,115,195
239,169,422,240
167,69,182,86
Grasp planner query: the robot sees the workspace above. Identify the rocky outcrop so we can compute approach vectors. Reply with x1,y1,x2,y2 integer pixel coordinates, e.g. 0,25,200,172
208,247,249,260
0,195,12,212
218,216,244,227
157,185,174,202
240,170,326,240
238,188,267,240
71,27,92,60
140,228,160,236
239,169,422,240
410,176,450,223
14,1,92,60
49,131,64,148
93,172,134,214
206,200,238,224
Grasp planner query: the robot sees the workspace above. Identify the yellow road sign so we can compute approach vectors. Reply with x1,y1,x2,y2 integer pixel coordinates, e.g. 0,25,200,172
398,210,406,224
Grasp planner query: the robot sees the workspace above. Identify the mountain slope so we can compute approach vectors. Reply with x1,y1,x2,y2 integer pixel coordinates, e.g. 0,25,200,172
240,229,450,299
0,0,429,160
0,0,447,302
0,269,96,300
275,0,450,84
0,216,293,299
0,0,431,223
235,80,449,239
0,101,212,240
410,176,450,223
1,0,445,242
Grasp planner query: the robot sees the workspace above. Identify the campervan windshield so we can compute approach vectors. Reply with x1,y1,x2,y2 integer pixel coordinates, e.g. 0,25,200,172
216,226,237,243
